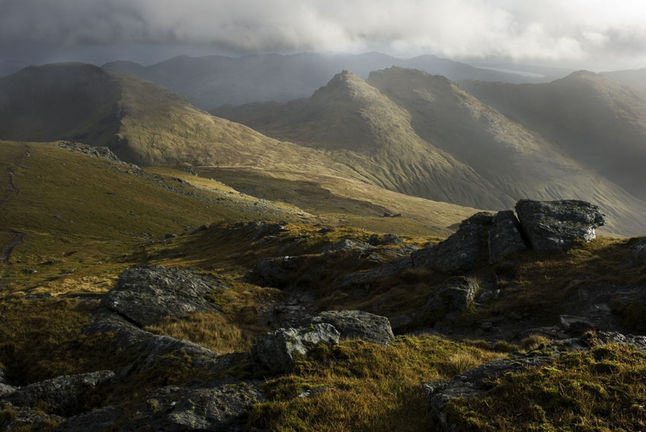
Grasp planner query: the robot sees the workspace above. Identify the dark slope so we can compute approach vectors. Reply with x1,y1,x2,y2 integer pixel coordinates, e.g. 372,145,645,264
462,71,646,201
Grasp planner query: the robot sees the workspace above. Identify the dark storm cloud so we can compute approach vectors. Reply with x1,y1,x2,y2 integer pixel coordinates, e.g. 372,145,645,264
1,0,645,68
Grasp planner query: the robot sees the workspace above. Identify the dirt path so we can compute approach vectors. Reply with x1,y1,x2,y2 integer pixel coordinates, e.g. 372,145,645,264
0,144,30,262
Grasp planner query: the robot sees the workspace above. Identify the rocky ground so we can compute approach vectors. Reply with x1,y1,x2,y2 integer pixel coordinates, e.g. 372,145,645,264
1,200,645,431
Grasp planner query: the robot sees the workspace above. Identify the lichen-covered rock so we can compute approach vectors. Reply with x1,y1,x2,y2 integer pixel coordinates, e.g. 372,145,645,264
324,238,373,253
0,402,64,431
421,277,480,321
488,210,527,263
412,212,494,273
252,324,340,374
0,366,14,398
311,310,395,345
515,200,605,252
132,383,263,431
5,371,114,416
595,331,646,352
101,266,225,327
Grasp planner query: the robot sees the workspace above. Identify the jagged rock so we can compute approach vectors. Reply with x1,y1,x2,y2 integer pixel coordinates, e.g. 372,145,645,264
246,255,309,287
56,406,123,432
423,354,554,430
421,277,480,321
311,310,395,345
596,331,646,352
630,237,646,265
252,324,340,374
412,212,494,273
4,371,114,416
515,200,605,252
368,233,403,246
57,141,121,162
488,210,527,263
0,402,64,431
101,266,225,327
131,383,262,431
324,239,373,253
235,221,288,240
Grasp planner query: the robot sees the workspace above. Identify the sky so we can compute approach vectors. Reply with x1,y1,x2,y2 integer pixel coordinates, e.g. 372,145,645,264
1,0,646,70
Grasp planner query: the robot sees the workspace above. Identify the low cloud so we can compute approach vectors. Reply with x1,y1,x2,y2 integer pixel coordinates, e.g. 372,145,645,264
1,0,646,68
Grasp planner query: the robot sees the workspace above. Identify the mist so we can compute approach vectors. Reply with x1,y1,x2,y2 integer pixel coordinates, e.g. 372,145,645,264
1,0,646,70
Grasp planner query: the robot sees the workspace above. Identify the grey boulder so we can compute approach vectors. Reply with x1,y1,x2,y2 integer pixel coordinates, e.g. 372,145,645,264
4,370,114,415
515,200,605,252
252,324,340,374
311,310,395,345
102,266,225,327
488,210,527,263
421,277,480,321
412,212,494,273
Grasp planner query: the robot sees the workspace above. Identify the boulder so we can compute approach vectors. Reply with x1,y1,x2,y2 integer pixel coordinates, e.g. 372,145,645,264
595,331,646,352
630,237,646,265
412,212,494,273
5,370,114,416
0,366,13,398
252,324,340,374
368,233,403,246
324,239,373,253
101,266,225,327
311,310,395,345
515,200,605,252
488,210,527,263
421,277,480,322
131,383,262,431
0,402,64,432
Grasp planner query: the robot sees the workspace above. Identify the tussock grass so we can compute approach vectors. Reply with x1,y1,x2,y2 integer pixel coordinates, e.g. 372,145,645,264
247,335,504,432
445,343,646,431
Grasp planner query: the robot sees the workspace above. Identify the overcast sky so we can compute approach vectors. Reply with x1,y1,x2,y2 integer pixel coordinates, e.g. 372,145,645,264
1,0,646,70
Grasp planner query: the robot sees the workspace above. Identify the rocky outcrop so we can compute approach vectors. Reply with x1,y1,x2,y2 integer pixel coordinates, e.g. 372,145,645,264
368,233,403,246
324,239,373,253
421,277,480,321
0,402,64,431
58,141,122,163
56,406,123,432
130,383,262,431
252,324,340,374
246,255,309,287
0,366,14,397
102,266,226,326
3,370,114,416
515,200,605,252
630,237,646,265
311,310,395,345
488,210,527,263
412,213,494,273
234,221,288,240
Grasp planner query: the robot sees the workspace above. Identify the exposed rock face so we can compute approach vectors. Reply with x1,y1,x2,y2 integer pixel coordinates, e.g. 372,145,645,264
368,233,403,246
58,141,122,163
630,237,646,265
311,310,395,345
132,383,263,431
422,277,480,321
56,406,123,432
4,370,114,416
596,331,646,352
0,366,14,397
412,212,494,273
325,238,373,253
515,200,605,252
0,402,64,432
102,266,225,326
252,324,340,374
234,221,288,240
488,210,527,263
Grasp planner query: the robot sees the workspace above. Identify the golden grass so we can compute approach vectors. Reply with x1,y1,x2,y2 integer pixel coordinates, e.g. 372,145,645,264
247,335,504,432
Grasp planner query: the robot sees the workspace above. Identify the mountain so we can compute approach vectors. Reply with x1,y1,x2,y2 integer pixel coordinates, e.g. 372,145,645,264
602,67,646,93
0,63,349,171
216,68,646,235
103,52,548,110
461,71,646,202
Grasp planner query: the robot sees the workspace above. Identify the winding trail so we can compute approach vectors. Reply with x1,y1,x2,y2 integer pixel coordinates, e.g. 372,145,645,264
0,144,30,263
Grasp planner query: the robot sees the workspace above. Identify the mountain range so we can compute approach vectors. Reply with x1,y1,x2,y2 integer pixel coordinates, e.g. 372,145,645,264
102,52,558,110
